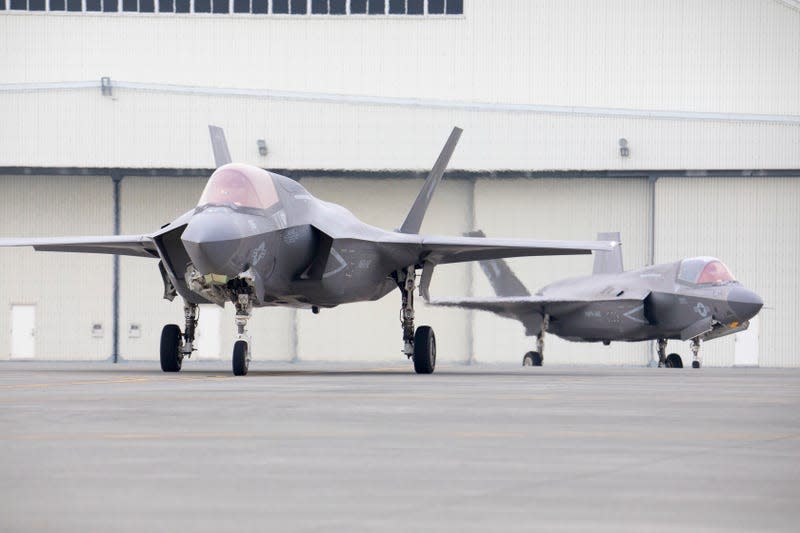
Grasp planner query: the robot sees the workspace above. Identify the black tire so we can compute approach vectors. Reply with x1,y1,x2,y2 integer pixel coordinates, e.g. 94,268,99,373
522,351,543,367
692,360,701,369
413,326,436,374
665,353,683,368
232,340,249,376
160,324,183,372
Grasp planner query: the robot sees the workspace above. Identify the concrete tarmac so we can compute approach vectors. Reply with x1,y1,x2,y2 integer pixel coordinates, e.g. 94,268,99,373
0,361,798,532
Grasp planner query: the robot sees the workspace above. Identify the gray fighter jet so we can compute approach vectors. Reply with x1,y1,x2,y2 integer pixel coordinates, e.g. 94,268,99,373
429,231,763,369
0,127,613,375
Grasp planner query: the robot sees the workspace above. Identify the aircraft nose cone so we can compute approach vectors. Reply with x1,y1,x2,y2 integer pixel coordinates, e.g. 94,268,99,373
727,286,764,321
182,212,246,278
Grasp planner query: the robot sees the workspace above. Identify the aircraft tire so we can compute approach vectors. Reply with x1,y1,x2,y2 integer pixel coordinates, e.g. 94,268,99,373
160,324,183,372
232,340,249,376
665,353,683,368
413,326,436,374
522,351,543,367
692,360,701,369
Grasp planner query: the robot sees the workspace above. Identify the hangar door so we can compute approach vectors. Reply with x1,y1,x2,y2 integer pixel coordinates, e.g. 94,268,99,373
11,304,36,359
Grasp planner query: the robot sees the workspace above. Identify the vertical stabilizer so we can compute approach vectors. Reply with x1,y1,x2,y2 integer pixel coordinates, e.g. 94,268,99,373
468,230,531,297
399,127,463,234
593,232,623,274
208,125,232,168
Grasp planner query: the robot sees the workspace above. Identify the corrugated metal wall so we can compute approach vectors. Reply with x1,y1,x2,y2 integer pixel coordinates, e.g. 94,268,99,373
0,176,114,360
2,90,799,170
3,1,798,114
654,177,800,368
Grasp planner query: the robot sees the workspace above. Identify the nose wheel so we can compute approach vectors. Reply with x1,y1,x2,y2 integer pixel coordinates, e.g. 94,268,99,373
232,340,250,376
231,293,253,376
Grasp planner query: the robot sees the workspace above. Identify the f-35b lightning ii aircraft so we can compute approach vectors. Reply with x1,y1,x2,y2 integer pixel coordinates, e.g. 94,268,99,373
429,231,763,369
0,127,613,375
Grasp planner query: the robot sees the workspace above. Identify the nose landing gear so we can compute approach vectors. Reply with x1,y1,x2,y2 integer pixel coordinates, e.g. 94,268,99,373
231,293,253,376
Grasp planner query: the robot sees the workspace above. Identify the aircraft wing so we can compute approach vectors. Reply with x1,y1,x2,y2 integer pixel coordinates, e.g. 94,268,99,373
0,235,159,258
416,235,616,265
428,295,591,336
429,295,591,316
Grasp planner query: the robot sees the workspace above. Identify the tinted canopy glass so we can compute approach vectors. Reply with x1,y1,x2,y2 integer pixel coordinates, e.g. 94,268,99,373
198,164,280,209
678,257,736,285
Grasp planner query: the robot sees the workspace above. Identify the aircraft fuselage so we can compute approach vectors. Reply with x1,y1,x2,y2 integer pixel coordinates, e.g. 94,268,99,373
538,262,762,343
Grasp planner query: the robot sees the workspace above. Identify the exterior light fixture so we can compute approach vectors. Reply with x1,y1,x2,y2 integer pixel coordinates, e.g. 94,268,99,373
619,138,630,157
257,139,268,157
101,77,113,97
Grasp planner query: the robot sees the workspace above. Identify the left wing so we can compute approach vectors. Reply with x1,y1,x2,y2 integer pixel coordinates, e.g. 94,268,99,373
418,235,613,264
377,233,615,299
0,235,159,258
429,295,592,336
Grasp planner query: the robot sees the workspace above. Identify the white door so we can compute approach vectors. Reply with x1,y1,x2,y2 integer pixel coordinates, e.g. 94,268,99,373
195,306,221,360
734,315,759,367
11,305,36,359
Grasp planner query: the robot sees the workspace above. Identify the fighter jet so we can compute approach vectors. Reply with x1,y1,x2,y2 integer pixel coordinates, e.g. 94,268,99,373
429,231,763,369
0,127,614,375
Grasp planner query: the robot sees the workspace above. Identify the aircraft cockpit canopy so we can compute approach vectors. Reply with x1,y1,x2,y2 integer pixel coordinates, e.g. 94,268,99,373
198,164,280,210
678,257,736,285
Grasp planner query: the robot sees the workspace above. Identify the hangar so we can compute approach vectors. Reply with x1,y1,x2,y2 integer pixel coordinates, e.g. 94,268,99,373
1,1,799,367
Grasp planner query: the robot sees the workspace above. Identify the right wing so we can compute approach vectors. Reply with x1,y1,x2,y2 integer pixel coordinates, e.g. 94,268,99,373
0,235,159,258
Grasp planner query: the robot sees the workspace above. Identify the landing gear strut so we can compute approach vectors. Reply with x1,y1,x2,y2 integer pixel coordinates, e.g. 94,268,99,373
656,338,684,368
691,338,702,369
522,314,548,367
160,303,198,372
232,293,253,376
398,266,435,374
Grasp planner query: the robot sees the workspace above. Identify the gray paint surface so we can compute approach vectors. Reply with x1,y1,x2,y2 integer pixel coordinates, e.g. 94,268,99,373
0,362,797,532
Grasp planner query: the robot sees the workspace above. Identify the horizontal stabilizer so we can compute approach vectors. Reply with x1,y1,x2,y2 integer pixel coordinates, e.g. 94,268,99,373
399,127,462,234
0,235,159,258
208,125,232,168
593,232,623,274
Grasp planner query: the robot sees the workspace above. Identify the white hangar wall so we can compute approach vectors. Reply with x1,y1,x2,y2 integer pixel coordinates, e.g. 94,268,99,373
654,177,800,368
0,176,114,360
3,0,798,113
1,89,799,170
1,1,799,170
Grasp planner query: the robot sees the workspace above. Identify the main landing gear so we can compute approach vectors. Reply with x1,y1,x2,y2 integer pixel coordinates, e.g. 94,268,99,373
160,303,198,372
656,338,701,369
398,266,436,374
160,292,254,376
522,315,548,367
